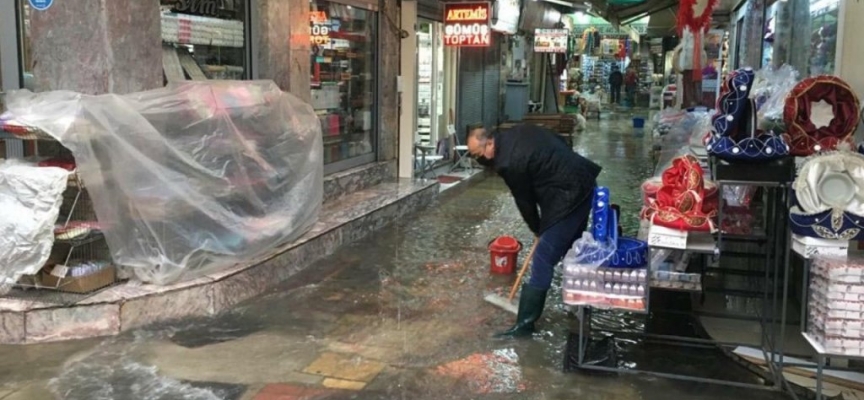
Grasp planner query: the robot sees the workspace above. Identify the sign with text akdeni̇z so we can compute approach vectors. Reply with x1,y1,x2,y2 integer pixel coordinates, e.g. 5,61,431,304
443,2,491,47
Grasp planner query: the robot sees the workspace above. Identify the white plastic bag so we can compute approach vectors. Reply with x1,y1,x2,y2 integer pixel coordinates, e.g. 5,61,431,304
0,160,69,292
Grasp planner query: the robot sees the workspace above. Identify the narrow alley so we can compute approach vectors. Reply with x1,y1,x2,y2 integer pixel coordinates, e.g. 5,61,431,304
0,114,788,400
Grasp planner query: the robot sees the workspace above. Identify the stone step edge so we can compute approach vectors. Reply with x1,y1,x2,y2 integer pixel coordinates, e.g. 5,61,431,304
0,180,439,344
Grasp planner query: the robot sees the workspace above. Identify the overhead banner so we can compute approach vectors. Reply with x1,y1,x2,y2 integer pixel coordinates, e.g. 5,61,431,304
443,2,491,47
534,29,568,53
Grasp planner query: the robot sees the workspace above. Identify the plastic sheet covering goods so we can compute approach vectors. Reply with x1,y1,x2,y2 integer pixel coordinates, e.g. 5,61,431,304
0,161,69,294
5,81,324,285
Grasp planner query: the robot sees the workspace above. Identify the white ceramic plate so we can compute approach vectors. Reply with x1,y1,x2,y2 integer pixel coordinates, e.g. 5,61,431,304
818,172,856,208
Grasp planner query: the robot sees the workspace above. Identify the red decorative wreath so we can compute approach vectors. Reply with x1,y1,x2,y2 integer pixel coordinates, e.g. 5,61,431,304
783,75,860,156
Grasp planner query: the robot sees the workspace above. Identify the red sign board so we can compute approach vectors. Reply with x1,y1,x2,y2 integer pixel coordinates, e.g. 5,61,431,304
443,2,491,47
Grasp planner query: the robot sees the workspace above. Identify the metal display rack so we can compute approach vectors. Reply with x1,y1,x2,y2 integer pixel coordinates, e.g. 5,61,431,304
786,241,863,400
568,155,797,392
0,123,117,299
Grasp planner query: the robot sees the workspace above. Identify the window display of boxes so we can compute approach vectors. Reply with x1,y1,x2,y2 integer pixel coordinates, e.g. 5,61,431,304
161,13,245,48
312,86,341,110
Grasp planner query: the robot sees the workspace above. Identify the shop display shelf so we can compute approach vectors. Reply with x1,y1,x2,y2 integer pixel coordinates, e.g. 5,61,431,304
715,230,768,241
647,231,718,255
2,116,114,299
711,156,795,185
54,231,105,247
0,129,55,141
650,271,703,293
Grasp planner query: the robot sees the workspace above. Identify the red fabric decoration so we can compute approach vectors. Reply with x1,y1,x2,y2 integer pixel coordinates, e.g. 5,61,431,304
38,157,76,171
783,75,860,156
677,0,718,82
641,155,716,232
677,0,720,35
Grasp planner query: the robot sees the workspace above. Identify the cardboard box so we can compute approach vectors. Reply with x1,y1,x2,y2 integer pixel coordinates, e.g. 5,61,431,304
792,235,849,259
41,265,116,294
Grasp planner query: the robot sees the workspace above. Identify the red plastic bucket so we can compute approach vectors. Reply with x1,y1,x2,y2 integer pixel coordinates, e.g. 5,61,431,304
488,235,523,275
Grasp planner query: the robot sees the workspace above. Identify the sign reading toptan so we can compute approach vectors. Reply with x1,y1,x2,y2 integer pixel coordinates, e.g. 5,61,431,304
443,2,491,47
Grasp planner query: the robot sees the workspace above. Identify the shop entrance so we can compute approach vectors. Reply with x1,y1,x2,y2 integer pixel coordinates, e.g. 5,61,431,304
415,19,457,149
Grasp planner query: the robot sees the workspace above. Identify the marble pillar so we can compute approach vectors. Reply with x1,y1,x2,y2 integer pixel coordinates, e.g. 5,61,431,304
398,1,417,179
257,0,311,104
742,0,767,69
774,0,811,74
788,0,812,75
378,0,401,176
28,0,162,94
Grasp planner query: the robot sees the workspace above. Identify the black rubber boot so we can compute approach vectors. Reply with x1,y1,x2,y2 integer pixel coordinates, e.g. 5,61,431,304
494,285,548,338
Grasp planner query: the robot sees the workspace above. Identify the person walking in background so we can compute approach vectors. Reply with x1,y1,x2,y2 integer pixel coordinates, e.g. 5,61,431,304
624,67,639,107
608,67,623,105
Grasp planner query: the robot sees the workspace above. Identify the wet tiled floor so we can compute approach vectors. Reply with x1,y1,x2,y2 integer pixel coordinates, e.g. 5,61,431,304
0,110,791,399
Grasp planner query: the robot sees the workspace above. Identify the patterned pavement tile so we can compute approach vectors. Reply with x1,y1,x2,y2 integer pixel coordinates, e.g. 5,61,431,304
302,352,385,382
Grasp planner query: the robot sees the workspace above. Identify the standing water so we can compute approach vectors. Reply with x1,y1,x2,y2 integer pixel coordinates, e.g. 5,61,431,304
0,115,788,399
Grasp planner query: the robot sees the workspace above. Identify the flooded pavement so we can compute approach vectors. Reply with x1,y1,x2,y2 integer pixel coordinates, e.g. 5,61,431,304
0,110,790,399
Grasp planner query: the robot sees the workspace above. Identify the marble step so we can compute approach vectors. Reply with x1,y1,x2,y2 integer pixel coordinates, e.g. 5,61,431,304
0,179,439,344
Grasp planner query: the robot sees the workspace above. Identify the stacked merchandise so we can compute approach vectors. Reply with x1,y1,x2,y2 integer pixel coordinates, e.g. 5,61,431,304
562,264,647,310
808,257,864,356
563,187,649,312
161,13,245,48
650,249,702,291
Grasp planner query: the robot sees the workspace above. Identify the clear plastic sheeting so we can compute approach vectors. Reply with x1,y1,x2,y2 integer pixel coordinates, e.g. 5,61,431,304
751,64,799,123
5,81,324,285
0,160,69,293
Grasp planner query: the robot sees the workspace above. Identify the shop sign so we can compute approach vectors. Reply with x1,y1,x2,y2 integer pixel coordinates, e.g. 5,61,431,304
311,11,333,46
573,24,647,36
534,29,568,53
165,0,221,17
443,2,491,47
28,0,53,11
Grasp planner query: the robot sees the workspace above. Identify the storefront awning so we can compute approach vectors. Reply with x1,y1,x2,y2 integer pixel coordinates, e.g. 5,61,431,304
586,0,736,32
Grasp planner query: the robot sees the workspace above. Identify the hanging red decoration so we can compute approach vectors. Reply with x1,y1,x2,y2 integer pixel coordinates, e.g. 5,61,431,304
676,0,720,35
676,0,719,82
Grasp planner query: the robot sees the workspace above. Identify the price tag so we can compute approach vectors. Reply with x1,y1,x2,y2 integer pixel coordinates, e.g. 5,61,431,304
50,264,69,278
793,239,848,259
648,232,688,249
648,225,690,249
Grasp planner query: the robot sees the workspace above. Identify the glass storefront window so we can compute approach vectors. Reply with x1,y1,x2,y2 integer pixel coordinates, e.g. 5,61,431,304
18,2,35,90
310,1,378,166
160,0,248,80
417,21,433,146
808,0,839,75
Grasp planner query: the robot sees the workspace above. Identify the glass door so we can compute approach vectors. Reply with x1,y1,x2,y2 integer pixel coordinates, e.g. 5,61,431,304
416,20,434,146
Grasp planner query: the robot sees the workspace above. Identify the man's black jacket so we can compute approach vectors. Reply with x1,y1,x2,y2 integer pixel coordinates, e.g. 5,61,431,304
492,124,601,235
609,71,623,86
